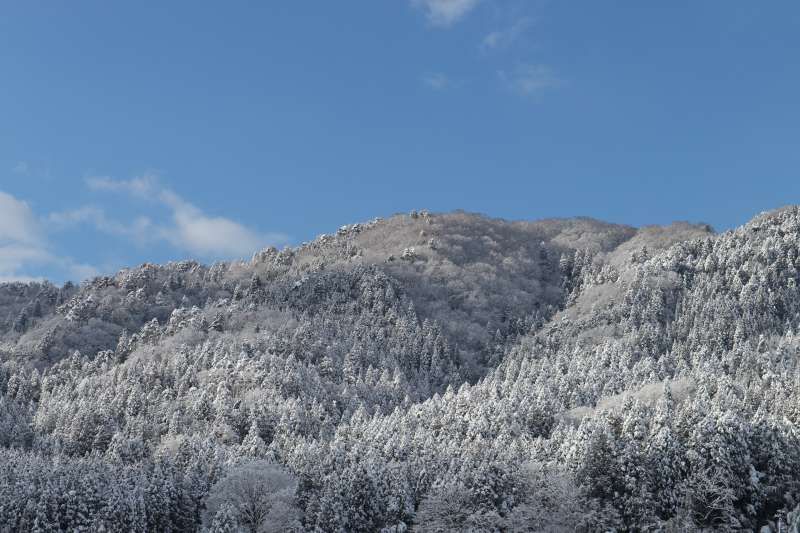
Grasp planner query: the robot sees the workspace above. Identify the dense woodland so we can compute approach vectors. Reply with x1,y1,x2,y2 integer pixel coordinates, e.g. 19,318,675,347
1,208,799,532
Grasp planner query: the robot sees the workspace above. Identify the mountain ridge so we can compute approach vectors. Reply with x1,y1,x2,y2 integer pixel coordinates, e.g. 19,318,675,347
0,210,715,370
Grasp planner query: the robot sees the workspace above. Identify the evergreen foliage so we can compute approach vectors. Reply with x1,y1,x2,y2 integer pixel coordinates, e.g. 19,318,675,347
0,209,798,531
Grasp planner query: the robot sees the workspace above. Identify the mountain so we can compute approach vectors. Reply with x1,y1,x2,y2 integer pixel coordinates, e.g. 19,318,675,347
1,208,799,532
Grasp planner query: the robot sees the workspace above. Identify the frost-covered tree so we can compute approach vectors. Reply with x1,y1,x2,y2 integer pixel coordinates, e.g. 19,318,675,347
204,461,300,533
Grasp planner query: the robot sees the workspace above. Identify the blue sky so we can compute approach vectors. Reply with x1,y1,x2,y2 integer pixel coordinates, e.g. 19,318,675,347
1,1,799,282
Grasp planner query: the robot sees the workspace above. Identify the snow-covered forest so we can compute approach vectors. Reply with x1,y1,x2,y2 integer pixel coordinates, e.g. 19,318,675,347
1,208,800,532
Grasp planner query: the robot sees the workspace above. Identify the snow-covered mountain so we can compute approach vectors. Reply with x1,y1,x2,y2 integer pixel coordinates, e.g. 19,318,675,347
1,208,798,531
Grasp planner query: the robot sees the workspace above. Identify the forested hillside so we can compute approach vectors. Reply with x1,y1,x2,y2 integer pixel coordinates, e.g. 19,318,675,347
1,208,799,532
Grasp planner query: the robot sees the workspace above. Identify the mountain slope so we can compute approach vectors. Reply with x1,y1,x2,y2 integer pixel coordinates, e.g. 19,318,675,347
1,211,711,373
3,208,800,532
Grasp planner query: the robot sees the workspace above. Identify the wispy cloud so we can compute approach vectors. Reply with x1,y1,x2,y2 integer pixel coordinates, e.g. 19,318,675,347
11,161,53,181
0,191,98,282
412,0,481,27
85,175,288,258
1,173,282,282
482,17,533,50
422,72,451,90
157,188,275,258
0,192,43,246
12,161,29,175
48,206,154,245
0,191,48,281
86,174,157,197
499,63,562,96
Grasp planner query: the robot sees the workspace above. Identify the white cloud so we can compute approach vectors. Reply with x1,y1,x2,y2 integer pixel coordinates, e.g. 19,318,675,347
0,191,48,280
0,244,51,283
0,191,98,282
157,189,271,257
48,206,153,243
0,191,44,246
412,0,481,27
423,72,450,90
499,63,562,95
1,175,287,282
64,261,100,281
48,206,113,229
86,176,288,258
482,17,532,50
